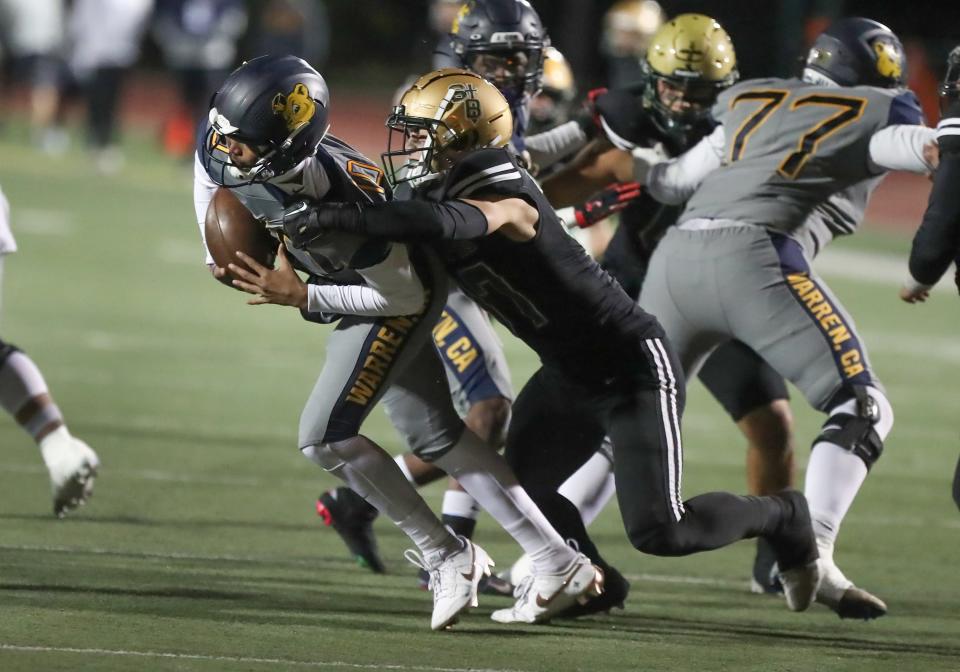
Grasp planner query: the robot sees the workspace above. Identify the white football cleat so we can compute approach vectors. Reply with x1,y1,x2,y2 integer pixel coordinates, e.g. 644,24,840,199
491,554,604,624
40,428,100,518
815,561,887,620
405,537,494,631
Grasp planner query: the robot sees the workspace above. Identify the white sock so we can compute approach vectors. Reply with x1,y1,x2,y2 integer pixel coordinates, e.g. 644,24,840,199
302,442,459,563
558,449,616,527
430,429,575,574
442,489,480,520
393,454,417,485
804,441,868,552
0,350,63,441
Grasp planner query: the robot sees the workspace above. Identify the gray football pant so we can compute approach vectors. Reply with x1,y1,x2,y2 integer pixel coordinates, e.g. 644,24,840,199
639,225,881,411
298,250,464,458
432,286,514,414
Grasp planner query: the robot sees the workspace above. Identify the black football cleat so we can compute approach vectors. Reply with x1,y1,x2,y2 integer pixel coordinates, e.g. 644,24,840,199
316,487,386,573
767,489,821,612
555,564,629,619
750,536,784,595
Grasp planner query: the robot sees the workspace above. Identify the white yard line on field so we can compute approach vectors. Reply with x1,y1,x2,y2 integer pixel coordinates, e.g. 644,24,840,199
0,644,523,672
816,246,953,293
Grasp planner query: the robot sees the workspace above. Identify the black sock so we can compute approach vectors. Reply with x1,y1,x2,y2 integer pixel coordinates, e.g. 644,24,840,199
442,514,477,539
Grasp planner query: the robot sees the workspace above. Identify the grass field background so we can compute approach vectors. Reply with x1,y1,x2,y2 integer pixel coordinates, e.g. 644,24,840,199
0,130,958,671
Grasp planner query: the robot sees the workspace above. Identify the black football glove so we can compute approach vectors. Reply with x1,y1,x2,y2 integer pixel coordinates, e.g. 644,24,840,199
571,182,642,228
277,201,363,249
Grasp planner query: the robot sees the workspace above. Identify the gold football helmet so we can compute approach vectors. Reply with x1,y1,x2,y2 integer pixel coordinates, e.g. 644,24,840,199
602,0,665,58
642,13,738,137
382,68,513,185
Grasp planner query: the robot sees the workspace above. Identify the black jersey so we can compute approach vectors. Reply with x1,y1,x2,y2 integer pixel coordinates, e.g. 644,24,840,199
420,147,664,383
908,98,960,285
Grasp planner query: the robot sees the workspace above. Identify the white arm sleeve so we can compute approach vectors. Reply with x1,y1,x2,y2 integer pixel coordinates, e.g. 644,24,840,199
306,243,426,316
525,121,589,171
644,125,726,204
193,154,217,265
0,185,15,255
867,124,937,174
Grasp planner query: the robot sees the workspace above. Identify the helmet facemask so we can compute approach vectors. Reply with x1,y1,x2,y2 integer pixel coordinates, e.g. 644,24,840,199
940,46,960,115
463,45,543,105
644,67,724,136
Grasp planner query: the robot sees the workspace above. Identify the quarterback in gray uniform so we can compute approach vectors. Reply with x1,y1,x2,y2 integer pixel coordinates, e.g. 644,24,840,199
637,18,936,619
194,55,599,629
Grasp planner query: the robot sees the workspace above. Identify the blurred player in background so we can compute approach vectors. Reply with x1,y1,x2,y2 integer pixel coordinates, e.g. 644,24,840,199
0,186,100,517
67,0,153,173
600,0,664,89
900,45,960,511
636,17,937,619
537,13,798,602
152,0,248,157
196,55,600,628
0,0,68,153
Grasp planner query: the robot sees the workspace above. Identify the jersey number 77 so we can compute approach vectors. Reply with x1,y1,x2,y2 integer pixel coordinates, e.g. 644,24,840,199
728,89,867,178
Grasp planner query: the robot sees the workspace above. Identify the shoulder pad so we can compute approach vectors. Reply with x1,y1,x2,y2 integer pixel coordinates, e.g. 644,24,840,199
886,90,925,127
595,89,657,150
445,148,524,199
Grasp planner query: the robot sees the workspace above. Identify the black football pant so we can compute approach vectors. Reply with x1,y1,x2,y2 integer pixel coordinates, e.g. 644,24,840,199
505,336,786,565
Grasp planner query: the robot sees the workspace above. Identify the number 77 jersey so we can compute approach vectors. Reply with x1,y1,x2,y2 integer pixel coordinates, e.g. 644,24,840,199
680,76,925,234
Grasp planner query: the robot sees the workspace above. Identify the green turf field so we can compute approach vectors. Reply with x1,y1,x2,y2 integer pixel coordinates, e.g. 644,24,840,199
0,132,958,672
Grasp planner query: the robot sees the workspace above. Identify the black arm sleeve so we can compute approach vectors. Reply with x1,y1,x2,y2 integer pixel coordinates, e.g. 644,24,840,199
309,199,490,242
908,150,960,285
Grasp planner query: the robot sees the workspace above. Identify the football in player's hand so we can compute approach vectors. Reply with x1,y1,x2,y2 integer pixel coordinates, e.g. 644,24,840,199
204,188,277,288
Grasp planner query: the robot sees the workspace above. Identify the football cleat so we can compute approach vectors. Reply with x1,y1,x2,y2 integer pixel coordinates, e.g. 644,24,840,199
816,561,887,620
40,429,100,518
316,488,385,573
749,537,784,595
418,567,513,596
556,563,629,619
767,489,821,611
405,537,494,631
490,554,604,624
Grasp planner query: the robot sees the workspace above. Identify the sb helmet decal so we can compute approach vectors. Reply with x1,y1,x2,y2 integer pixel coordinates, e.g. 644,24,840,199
272,83,317,132
873,40,902,81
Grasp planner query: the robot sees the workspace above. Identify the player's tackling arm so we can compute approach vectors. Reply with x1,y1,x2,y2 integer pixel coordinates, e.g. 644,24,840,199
281,196,538,246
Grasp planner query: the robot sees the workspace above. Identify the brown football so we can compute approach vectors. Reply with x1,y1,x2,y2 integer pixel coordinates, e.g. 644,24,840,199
204,188,277,288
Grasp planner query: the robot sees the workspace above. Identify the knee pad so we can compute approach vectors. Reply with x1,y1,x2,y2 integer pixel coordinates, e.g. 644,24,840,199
816,386,892,469
0,338,20,367
301,438,381,473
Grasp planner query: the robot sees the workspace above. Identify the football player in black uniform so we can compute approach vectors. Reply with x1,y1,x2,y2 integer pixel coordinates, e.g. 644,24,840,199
280,67,823,620
900,45,960,511
540,14,796,594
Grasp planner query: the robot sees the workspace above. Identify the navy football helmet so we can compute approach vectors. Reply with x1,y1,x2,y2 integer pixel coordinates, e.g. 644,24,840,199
448,0,548,105
804,17,905,89
203,55,330,186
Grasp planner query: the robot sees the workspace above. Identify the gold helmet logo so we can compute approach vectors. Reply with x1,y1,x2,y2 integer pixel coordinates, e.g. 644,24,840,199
873,40,903,80
646,13,737,84
272,83,316,133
